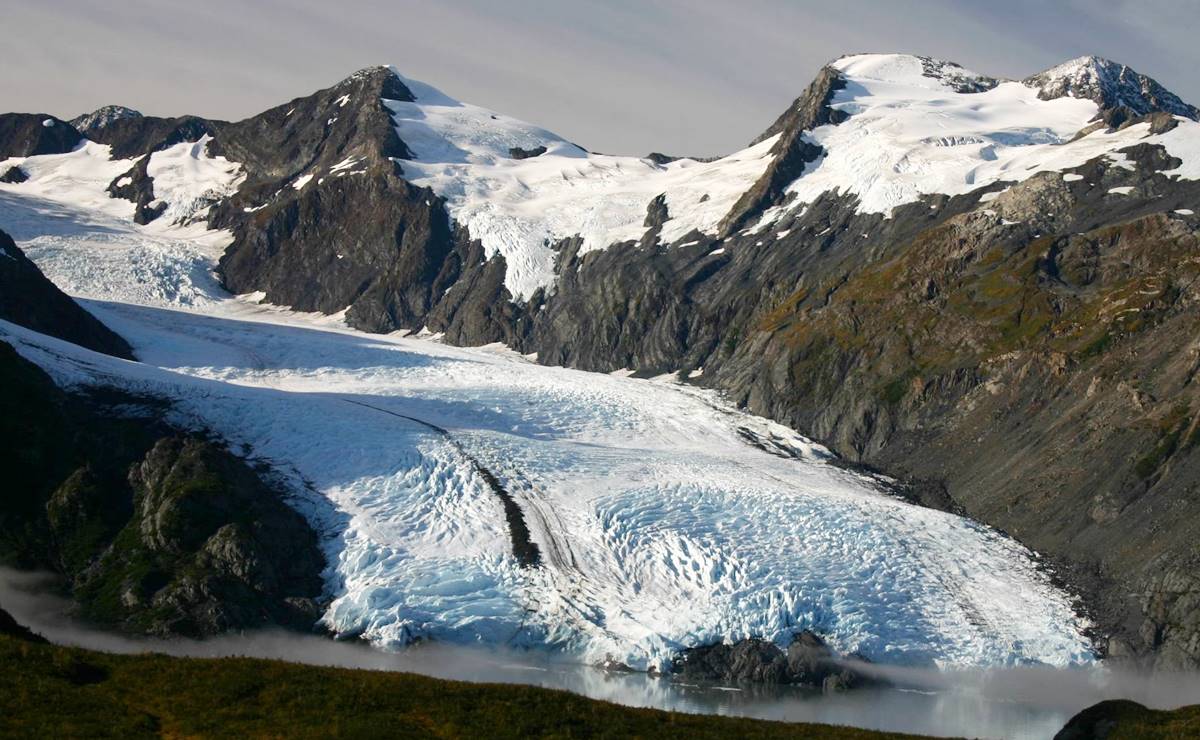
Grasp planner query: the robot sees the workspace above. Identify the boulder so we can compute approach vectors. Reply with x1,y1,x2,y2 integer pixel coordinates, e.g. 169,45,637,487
673,631,867,688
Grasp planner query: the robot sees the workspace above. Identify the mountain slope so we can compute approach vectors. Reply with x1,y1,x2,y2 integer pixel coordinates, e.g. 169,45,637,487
0,338,325,636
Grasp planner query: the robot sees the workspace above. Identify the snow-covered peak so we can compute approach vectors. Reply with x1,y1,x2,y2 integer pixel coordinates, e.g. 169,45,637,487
1027,55,1130,98
832,54,998,94
381,69,776,300
1023,56,1198,120
1032,55,1116,84
70,105,142,133
385,69,582,164
754,51,1200,220
772,55,1099,216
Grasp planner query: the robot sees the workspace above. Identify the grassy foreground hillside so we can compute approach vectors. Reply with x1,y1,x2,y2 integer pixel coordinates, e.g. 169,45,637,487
1054,699,1200,739
0,631,915,739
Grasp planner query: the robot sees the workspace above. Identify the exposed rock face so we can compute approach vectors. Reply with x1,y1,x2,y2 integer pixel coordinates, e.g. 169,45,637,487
106,155,164,224
0,229,134,359
672,631,866,688
1133,556,1200,670
722,65,846,235
210,66,533,343
209,65,413,183
0,340,144,570
0,165,27,183
0,114,81,158
509,145,547,159
210,67,421,308
79,436,325,636
917,56,999,93
0,343,325,637
644,152,718,165
218,172,460,327
675,638,790,684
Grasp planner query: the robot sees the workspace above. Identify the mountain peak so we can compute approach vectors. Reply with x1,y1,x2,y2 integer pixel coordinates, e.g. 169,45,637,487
1032,55,1121,83
340,64,394,84
70,105,142,134
335,65,415,103
1024,56,1198,121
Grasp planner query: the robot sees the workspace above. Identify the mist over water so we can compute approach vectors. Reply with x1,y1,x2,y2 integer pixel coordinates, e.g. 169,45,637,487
3,568,1198,740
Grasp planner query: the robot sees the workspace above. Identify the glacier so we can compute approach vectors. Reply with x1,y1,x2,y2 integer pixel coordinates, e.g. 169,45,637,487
0,174,1095,672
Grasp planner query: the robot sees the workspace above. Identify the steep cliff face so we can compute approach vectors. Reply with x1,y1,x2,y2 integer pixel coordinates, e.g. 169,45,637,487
717,65,846,236
0,342,324,637
77,435,325,636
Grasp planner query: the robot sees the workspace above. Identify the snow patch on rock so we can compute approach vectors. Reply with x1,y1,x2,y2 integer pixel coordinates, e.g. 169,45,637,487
145,136,244,225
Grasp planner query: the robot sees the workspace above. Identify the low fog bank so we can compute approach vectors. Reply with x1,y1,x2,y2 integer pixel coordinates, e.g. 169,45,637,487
849,658,1200,714
0,568,575,678
4,567,1199,740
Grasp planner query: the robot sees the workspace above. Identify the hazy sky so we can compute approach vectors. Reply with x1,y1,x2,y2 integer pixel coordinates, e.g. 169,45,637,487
5,0,1198,156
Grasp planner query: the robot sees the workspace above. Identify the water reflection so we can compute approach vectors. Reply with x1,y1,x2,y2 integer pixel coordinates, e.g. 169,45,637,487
386,648,1073,740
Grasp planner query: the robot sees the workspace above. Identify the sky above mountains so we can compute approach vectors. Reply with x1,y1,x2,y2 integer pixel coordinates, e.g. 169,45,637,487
5,0,1199,156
